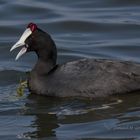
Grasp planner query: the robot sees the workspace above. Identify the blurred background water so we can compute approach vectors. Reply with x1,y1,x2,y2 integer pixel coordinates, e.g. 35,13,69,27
0,0,140,140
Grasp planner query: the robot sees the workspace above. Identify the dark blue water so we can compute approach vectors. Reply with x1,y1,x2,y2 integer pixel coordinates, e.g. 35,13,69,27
0,0,140,140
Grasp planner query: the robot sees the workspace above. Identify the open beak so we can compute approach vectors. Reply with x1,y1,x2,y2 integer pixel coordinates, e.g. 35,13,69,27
10,28,32,60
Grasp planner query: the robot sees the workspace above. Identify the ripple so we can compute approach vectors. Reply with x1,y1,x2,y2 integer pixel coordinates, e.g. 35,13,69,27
0,70,26,85
0,116,35,139
56,119,140,140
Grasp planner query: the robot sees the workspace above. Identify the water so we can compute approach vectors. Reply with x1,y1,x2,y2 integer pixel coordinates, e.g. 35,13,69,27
0,0,140,139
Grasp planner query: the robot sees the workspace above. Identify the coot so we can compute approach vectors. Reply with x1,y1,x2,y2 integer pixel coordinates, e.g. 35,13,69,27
10,23,140,98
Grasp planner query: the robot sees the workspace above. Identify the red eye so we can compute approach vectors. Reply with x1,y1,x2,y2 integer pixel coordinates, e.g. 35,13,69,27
27,23,37,32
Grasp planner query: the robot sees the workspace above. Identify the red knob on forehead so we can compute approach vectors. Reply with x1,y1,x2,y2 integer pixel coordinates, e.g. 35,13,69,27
27,23,37,32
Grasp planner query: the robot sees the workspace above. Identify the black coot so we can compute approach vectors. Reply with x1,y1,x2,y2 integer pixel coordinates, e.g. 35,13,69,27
10,23,140,98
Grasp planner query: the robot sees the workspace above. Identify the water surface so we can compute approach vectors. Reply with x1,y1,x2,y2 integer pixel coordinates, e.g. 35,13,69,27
0,0,140,140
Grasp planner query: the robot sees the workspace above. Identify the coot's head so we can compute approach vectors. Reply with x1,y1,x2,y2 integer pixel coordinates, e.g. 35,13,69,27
10,23,57,61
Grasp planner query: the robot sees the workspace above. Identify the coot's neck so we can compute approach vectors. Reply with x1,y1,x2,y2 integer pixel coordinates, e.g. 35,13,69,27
32,44,57,75
33,58,56,75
